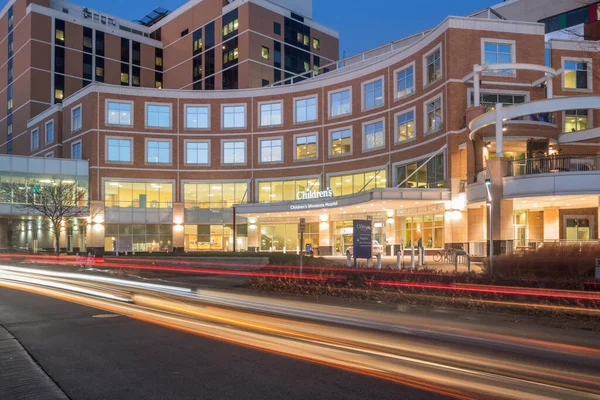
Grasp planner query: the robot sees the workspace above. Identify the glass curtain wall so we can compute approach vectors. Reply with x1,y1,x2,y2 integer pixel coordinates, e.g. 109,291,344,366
104,181,172,208
329,169,387,197
184,182,248,208
104,224,173,252
258,178,320,203
395,154,445,188
401,214,444,248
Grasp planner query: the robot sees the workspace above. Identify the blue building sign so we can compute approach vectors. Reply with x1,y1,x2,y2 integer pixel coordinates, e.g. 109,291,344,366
353,219,372,260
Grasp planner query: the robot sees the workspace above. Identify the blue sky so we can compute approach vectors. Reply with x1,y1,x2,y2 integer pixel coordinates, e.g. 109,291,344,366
50,0,498,57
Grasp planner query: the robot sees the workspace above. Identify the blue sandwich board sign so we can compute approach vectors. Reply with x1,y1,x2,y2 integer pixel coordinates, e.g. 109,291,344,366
353,219,372,266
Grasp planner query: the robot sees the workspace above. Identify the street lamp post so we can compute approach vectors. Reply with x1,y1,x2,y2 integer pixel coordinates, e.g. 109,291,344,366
485,178,493,276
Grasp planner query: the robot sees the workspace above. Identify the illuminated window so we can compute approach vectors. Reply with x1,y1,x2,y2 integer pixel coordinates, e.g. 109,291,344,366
222,140,246,165
155,80,162,89
184,182,247,209
565,109,589,132
295,134,317,160
330,89,351,117
396,111,415,142
146,140,171,164
185,106,209,129
396,65,414,98
304,61,310,72
146,104,171,128
563,59,590,90
120,72,129,84
425,97,442,134
104,181,173,209
295,97,317,123
330,128,351,156
55,89,64,100
261,46,270,60
260,138,283,163
363,79,383,109
222,105,246,128
185,141,209,165
31,129,39,151
155,56,163,67
396,153,445,188
107,101,132,126
258,178,320,203
425,47,441,85
329,169,386,197
402,214,444,249
55,29,65,42
259,102,282,126
363,120,385,151
96,66,104,77
313,38,320,50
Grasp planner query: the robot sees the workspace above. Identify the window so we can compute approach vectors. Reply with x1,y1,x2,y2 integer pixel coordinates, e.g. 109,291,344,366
329,169,387,197
563,59,591,90
482,41,514,75
425,47,441,85
120,72,129,85
396,65,414,98
72,141,82,160
71,105,82,132
107,138,132,163
295,134,317,160
146,104,171,128
402,214,444,249
425,97,442,134
313,38,320,50
274,22,281,35
472,92,526,111
260,138,283,163
146,140,171,164
259,102,282,127
330,128,352,156
185,106,209,129
396,110,415,142
45,152,54,158
222,105,246,128
185,141,210,165
295,97,317,123
193,29,203,53
395,153,445,188
258,178,320,203
45,121,54,144
107,101,132,126
184,182,247,209
31,129,39,151
55,19,65,43
104,181,173,209
329,88,351,117
565,110,589,132
363,120,385,151
261,46,270,60
222,140,246,164
363,79,383,109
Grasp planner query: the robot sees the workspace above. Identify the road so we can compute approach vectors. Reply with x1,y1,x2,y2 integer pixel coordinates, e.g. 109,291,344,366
1,264,600,400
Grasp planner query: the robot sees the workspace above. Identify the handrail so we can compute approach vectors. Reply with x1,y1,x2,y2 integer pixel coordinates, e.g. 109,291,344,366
508,154,600,176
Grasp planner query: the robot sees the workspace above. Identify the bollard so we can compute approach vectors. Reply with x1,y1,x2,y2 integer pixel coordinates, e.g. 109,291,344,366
417,247,423,267
410,247,415,269
454,253,458,272
346,253,351,268
396,251,401,270
377,253,382,270
367,258,373,268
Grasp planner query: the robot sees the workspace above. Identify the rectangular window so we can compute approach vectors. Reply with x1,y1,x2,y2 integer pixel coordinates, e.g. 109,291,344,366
274,22,281,35
146,104,171,128
565,110,589,132
104,181,173,209
132,41,140,65
107,101,132,126
7,85,12,111
222,105,246,128
363,120,385,150
83,27,93,52
329,169,387,197
95,57,104,82
483,42,513,74
120,63,129,85
258,178,320,203
72,142,82,160
185,141,209,165
259,102,282,126
185,106,209,129
45,121,54,144
55,19,65,43
425,98,442,133
147,140,171,164
295,97,317,123
363,79,383,109
330,128,351,156
184,182,248,209
260,138,283,163
425,48,441,85
193,29,203,54
222,141,246,164
261,46,270,60
396,153,445,188
31,129,39,151
564,60,590,89
72,105,82,132
313,38,320,50
396,111,415,142
396,66,414,98
95,31,105,56
295,134,317,160
330,89,351,117
107,138,132,162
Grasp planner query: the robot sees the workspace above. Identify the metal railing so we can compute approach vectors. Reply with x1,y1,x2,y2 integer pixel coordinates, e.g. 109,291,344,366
509,155,600,177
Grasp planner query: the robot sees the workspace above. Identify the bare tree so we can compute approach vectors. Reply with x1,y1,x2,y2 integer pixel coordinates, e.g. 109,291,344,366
15,181,89,255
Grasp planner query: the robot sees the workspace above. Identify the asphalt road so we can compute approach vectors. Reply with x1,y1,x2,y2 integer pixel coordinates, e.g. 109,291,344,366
0,287,446,400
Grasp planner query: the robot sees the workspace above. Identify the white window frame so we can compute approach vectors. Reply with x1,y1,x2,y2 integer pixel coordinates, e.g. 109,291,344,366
105,99,134,127
145,138,173,165
393,61,415,101
362,118,386,152
394,106,417,144
221,139,247,165
184,139,211,166
71,104,82,133
423,95,444,135
71,140,82,160
328,86,352,119
562,109,593,133
145,102,173,129
184,104,211,130
258,100,283,127
328,126,353,158
480,38,516,77
31,128,39,151
293,94,318,124
221,103,247,129
561,56,593,92
422,43,442,88
105,136,134,164
466,88,530,108
293,132,318,162
45,151,54,158
258,136,284,164
44,119,54,145
361,75,385,111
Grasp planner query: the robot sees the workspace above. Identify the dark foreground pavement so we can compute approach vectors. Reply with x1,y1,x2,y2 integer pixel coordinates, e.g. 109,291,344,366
0,287,448,400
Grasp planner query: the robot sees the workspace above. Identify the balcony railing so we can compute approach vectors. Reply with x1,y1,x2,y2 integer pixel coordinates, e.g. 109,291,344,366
509,155,600,177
